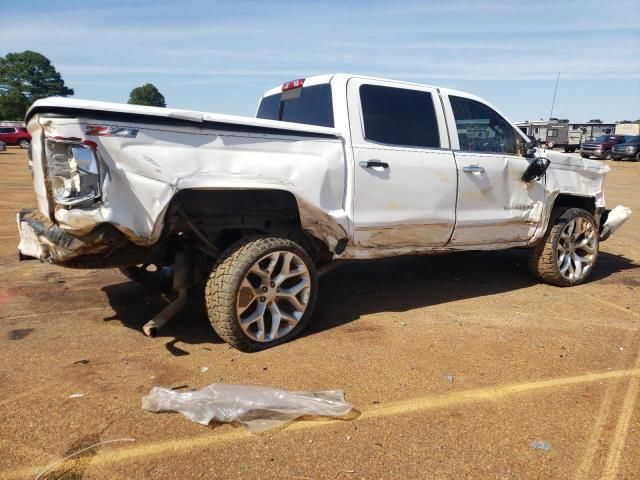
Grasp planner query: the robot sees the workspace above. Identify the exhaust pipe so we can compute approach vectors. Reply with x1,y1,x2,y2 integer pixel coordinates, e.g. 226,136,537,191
143,250,190,337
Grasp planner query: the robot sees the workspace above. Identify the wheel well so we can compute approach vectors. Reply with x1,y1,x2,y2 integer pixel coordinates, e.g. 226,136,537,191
162,189,331,261
553,194,596,215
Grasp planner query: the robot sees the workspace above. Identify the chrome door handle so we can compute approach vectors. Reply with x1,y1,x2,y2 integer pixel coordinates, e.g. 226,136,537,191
359,160,389,169
462,165,485,174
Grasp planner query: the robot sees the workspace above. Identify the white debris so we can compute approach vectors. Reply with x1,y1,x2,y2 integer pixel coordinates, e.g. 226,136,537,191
142,383,354,433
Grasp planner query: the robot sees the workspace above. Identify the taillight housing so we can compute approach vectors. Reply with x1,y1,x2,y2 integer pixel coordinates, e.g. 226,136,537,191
282,79,305,91
46,138,101,206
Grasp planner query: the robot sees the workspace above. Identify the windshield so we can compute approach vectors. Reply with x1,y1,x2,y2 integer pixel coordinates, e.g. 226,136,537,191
623,135,640,144
256,84,334,128
595,135,614,142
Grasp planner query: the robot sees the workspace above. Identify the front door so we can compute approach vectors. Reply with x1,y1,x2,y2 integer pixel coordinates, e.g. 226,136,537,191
347,79,458,249
441,92,546,246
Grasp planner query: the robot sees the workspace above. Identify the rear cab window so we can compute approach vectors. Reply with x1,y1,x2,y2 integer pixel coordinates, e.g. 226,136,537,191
256,83,334,128
359,84,440,148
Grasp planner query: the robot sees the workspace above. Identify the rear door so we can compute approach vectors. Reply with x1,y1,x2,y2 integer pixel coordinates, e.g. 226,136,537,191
441,91,546,246
347,78,457,249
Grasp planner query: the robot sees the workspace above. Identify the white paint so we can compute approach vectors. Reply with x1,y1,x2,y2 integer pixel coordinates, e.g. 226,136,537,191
19,74,628,264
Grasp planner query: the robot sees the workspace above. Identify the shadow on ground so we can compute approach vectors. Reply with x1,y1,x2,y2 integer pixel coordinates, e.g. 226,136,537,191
101,249,639,352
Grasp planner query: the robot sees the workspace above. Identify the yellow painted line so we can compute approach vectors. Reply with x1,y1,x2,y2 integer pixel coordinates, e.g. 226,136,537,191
5,367,640,479
601,345,640,480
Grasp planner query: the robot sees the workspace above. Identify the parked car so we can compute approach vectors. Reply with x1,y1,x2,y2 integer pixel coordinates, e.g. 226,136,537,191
611,136,640,162
17,74,630,351
0,126,31,148
0,140,6,152
580,134,632,160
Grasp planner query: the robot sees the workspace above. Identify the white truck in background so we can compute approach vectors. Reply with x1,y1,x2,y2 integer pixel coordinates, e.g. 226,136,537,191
17,74,630,351
615,123,640,136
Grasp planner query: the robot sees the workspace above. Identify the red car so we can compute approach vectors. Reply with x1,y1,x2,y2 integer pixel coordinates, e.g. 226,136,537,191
0,126,31,148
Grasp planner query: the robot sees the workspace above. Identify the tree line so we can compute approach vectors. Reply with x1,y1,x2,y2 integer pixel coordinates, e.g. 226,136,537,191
0,51,166,120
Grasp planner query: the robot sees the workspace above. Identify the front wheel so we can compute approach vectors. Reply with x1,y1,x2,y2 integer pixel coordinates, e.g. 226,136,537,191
603,150,612,160
18,139,30,149
528,208,599,286
205,236,318,352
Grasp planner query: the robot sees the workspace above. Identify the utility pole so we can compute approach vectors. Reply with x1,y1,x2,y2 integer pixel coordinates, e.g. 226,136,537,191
545,72,560,147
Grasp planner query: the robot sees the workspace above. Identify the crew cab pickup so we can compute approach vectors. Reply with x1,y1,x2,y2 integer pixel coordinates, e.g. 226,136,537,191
17,74,631,351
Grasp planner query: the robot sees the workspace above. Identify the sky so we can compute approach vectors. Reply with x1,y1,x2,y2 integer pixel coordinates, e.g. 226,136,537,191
1,0,639,123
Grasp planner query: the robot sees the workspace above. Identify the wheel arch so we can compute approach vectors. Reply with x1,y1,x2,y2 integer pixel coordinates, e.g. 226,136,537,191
161,187,340,262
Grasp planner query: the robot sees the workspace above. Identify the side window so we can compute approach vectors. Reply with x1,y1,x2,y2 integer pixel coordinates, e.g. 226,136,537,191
0,127,14,133
360,84,440,148
449,96,519,154
548,129,558,137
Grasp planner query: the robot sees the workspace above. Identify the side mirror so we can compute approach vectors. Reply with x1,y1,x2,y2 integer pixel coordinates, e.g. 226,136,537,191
521,157,550,183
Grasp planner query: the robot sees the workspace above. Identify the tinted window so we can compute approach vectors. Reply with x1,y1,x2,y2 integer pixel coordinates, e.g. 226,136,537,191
450,96,519,154
359,85,440,148
0,128,15,133
256,84,334,128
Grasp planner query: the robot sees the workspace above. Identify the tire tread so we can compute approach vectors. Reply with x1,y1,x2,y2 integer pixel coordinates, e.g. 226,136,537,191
205,236,316,352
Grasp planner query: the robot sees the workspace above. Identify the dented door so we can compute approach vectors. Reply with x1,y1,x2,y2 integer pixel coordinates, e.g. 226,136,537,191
347,78,457,249
442,92,546,245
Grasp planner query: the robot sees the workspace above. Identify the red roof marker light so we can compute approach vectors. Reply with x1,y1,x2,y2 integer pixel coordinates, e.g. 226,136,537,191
282,79,305,91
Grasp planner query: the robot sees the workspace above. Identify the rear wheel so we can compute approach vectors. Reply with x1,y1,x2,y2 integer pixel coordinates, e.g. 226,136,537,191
205,236,317,352
528,208,599,287
18,139,30,149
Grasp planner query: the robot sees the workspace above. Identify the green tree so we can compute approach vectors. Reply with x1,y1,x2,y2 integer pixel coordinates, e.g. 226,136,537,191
0,51,73,120
128,83,166,107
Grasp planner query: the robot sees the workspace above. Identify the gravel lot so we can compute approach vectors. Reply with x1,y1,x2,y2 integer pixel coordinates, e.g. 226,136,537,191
1,147,638,479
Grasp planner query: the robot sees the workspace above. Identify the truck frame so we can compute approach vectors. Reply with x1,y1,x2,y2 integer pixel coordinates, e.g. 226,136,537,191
17,74,630,351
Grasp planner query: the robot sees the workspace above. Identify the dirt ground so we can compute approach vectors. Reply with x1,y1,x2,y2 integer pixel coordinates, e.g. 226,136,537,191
0,147,638,480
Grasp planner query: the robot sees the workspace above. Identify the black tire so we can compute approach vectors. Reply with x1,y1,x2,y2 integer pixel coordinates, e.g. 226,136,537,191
564,147,570,153
635,152,640,162
528,208,599,287
205,236,318,352
119,264,173,292
603,150,612,160
580,153,589,158
18,139,30,149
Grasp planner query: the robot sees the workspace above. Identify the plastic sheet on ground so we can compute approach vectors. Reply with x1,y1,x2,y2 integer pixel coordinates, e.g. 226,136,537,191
141,383,354,432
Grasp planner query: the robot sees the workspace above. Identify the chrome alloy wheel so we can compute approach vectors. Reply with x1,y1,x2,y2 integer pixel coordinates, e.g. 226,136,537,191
557,217,598,281
236,251,311,342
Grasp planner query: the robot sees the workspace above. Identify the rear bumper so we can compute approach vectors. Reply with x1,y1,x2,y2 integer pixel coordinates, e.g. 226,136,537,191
16,208,151,267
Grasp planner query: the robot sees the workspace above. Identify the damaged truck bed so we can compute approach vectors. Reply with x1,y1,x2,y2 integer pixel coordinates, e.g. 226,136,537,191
17,73,631,351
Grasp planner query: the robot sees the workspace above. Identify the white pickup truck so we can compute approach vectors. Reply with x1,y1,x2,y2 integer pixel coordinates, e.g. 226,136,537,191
18,74,630,351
